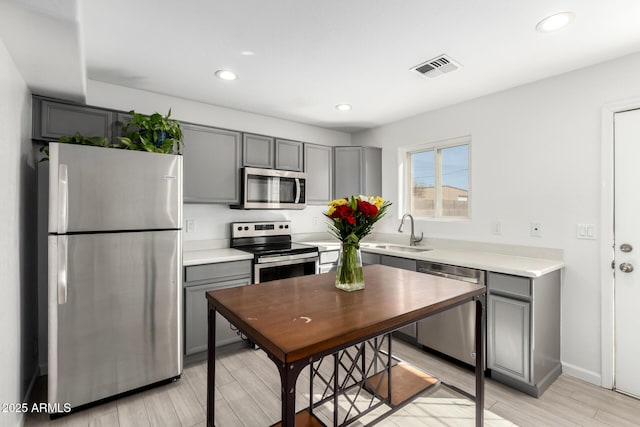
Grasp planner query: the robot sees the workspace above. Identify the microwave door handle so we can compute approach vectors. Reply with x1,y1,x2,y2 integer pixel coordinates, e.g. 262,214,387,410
294,178,300,203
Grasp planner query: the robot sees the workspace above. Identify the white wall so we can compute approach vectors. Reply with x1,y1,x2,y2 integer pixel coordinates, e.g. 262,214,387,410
352,51,640,385
0,38,37,427
86,80,351,147
86,80,351,243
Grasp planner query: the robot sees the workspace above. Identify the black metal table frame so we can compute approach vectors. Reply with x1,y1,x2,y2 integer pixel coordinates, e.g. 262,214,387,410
207,296,485,427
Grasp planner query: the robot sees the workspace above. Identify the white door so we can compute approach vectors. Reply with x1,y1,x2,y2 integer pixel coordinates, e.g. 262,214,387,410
614,108,640,398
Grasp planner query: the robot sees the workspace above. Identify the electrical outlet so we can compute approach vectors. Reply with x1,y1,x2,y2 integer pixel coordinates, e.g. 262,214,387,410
312,216,319,226
530,222,542,237
185,219,195,233
492,220,502,235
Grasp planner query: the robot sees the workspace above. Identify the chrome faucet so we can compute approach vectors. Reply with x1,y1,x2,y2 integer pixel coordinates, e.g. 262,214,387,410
398,213,423,246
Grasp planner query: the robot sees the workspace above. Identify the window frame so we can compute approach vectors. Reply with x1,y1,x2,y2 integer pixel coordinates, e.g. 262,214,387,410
399,135,471,221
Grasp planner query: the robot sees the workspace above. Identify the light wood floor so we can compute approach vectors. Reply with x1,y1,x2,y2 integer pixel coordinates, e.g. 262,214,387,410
25,339,640,426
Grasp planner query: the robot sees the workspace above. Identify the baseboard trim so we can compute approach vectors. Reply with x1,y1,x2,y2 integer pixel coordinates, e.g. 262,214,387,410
561,362,602,387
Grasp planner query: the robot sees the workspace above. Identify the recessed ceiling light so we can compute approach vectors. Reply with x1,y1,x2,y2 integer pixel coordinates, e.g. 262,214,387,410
240,51,255,56
535,11,575,33
215,70,237,81
336,104,352,111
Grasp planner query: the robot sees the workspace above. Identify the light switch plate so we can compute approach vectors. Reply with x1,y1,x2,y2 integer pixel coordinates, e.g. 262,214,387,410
185,219,195,233
576,223,596,239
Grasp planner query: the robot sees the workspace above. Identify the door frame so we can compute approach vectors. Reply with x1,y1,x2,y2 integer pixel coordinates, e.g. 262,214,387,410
600,97,640,390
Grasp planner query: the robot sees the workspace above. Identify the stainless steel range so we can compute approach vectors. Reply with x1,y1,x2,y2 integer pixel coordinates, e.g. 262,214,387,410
230,221,319,283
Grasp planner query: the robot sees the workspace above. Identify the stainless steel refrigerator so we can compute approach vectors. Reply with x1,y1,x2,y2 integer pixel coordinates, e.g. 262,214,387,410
47,142,183,409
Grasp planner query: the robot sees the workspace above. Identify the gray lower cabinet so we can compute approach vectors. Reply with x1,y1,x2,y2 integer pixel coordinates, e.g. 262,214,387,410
305,143,333,204
334,146,382,198
275,139,304,171
184,260,252,359
380,255,417,340
362,252,381,265
182,123,242,203
487,270,561,397
33,97,113,142
243,133,275,168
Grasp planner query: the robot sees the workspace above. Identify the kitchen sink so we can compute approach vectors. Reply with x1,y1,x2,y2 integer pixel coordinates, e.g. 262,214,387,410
361,243,431,253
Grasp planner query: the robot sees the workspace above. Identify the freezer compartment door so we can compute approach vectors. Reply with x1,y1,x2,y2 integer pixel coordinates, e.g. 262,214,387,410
48,142,182,233
48,231,182,408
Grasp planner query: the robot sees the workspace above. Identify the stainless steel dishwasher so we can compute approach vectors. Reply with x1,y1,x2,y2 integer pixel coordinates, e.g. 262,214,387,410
416,261,486,367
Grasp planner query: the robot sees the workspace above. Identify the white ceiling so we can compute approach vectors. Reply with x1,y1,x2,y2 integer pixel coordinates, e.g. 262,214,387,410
4,1,640,132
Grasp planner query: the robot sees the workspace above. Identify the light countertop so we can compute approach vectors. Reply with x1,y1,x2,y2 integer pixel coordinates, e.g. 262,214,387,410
183,239,564,278
298,241,564,278
183,248,253,266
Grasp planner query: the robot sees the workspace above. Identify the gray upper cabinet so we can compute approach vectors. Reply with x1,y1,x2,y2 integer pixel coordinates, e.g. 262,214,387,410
33,97,113,142
113,112,132,141
243,133,275,168
304,143,333,204
182,123,242,204
334,146,382,198
275,139,304,171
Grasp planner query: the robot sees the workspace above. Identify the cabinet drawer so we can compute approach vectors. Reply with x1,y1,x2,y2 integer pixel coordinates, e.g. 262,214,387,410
488,272,531,298
185,260,252,284
320,250,339,264
362,252,381,265
381,255,416,271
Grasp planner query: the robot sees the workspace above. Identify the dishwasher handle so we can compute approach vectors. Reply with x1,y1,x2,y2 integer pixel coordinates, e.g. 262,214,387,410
416,261,486,285
418,269,481,284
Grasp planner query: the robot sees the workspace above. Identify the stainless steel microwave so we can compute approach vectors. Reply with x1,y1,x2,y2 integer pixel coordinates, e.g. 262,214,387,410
232,167,307,209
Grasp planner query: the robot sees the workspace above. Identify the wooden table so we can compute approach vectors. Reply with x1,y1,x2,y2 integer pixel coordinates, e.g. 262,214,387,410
206,264,486,426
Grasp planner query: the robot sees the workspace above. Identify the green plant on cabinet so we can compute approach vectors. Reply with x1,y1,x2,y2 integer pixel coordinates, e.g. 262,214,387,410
116,109,183,154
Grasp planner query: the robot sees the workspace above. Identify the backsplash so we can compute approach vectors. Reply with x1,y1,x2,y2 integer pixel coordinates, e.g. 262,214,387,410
183,204,331,242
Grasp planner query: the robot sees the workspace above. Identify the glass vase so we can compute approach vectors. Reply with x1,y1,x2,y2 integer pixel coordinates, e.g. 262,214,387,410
335,242,365,291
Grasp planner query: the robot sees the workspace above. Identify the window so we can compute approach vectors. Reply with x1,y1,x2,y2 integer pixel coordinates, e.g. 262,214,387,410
405,137,470,219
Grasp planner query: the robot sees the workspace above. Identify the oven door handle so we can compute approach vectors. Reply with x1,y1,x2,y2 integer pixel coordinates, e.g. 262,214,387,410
257,252,319,264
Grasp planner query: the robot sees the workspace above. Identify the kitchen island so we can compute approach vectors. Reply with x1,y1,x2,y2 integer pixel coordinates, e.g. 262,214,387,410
206,264,486,426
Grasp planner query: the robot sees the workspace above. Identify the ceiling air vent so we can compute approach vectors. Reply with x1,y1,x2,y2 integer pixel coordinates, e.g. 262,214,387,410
411,55,462,79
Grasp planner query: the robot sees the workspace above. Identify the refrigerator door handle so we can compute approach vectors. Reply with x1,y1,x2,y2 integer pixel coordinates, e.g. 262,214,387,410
58,235,68,305
58,164,69,234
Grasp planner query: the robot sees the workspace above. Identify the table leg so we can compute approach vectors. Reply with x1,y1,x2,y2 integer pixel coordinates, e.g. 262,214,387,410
207,304,217,427
277,361,306,426
475,298,485,427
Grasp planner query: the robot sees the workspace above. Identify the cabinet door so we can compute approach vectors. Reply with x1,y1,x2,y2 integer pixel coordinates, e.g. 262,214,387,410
380,255,417,339
113,112,133,143
488,294,531,382
363,147,382,196
184,278,250,355
33,98,113,141
304,143,333,204
243,134,274,168
182,124,242,203
275,139,303,171
334,147,362,198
